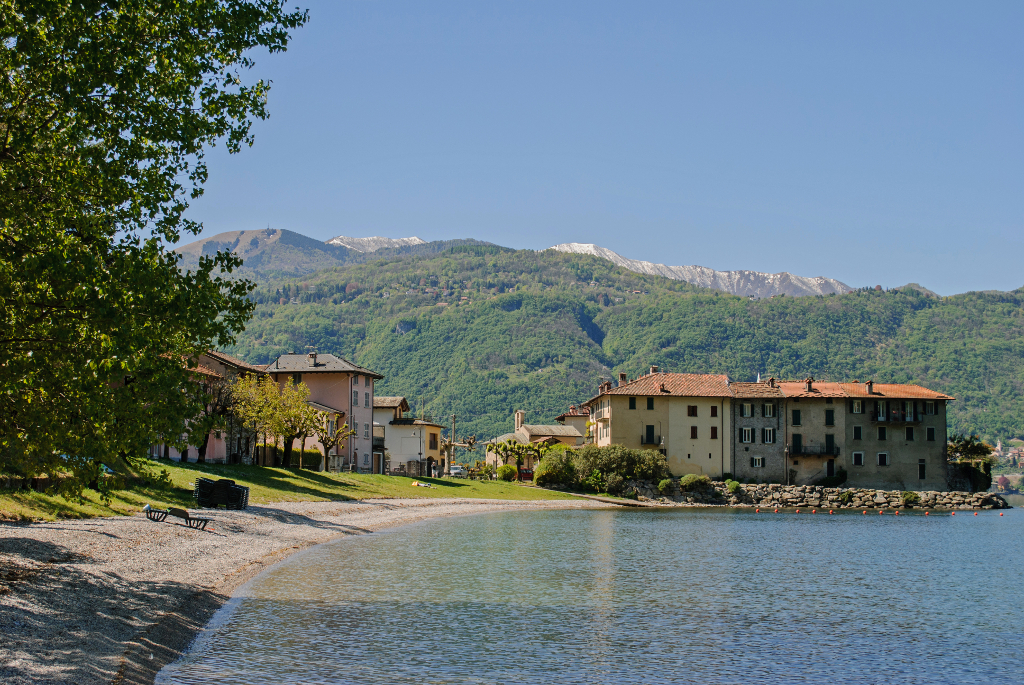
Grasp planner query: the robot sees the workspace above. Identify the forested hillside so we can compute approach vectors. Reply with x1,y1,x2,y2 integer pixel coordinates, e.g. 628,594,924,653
220,246,1024,443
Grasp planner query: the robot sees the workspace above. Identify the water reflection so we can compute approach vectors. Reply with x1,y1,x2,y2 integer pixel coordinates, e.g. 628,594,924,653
159,509,1024,684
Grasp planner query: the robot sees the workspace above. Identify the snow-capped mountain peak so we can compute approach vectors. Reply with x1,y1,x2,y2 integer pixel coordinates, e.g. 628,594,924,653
326,236,426,252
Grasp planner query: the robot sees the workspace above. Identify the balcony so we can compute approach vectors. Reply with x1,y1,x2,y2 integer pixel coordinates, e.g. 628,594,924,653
787,443,840,457
640,435,662,446
870,411,921,424
372,437,385,449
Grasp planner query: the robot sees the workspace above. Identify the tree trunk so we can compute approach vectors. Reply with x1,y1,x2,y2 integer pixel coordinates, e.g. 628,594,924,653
298,434,305,470
197,434,207,463
163,443,170,460
282,434,297,468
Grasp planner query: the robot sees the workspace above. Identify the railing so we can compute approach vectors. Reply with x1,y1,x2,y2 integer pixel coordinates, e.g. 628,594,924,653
870,411,920,424
372,437,385,448
787,444,840,456
640,435,661,446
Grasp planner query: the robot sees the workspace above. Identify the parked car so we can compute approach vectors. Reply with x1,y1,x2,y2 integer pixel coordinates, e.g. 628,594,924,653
449,465,467,478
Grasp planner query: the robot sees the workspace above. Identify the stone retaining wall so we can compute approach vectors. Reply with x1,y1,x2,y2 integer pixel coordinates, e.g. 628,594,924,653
624,480,1010,510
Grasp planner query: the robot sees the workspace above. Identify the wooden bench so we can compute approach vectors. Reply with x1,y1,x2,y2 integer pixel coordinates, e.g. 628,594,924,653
145,505,211,530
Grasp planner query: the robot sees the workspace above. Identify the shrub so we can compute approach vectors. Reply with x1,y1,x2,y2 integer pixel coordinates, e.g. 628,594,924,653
605,473,625,495
726,479,741,494
679,474,711,492
581,469,606,493
901,491,921,505
571,445,669,485
533,451,576,487
839,490,853,505
496,464,517,482
657,478,674,495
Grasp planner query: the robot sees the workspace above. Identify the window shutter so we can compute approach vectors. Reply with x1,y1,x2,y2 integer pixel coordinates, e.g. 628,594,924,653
750,457,755,467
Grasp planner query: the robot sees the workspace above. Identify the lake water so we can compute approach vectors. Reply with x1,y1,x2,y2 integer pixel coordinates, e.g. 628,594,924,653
158,508,1024,684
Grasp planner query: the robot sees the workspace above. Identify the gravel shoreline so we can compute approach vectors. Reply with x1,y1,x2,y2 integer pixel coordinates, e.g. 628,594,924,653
0,497,612,684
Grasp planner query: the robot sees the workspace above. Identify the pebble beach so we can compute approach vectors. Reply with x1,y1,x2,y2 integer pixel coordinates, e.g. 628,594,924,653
0,497,611,685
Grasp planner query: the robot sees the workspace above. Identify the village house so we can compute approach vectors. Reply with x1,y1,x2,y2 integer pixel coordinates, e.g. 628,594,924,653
151,350,264,464
582,368,733,478
485,410,583,473
554,405,591,443
267,352,383,473
730,379,787,482
372,396,444,477
579,368,954,490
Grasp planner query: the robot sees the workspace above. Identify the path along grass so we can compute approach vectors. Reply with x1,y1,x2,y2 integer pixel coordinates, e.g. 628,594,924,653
0,460,580,521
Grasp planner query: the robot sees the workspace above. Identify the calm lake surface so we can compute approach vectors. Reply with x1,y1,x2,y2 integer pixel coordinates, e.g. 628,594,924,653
158,508,1024,684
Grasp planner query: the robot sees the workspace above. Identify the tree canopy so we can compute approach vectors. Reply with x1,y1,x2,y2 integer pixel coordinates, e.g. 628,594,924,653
0,1,307,494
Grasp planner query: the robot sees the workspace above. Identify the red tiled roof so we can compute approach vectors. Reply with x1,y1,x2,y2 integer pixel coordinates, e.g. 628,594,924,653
555,405,591,421
192,363,223,379
839,383,954,400
730,382,785,398
777,381,848,398
203,349,263,372
597,372,733,399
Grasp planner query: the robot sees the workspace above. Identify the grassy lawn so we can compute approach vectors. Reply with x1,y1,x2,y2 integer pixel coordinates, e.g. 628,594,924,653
0,460,582,521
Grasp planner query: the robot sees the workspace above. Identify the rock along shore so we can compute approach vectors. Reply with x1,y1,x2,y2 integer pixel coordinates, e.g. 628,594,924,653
0,497,612,685
625,481,1011,510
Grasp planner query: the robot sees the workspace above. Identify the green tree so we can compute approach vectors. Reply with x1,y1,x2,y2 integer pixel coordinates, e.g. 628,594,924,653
947,434,995,463
313,415,357,469
0,1,306,495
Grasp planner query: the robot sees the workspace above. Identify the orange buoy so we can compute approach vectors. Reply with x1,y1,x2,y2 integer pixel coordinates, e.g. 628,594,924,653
879,510,883,515
1000,512,1004,516
974,512,978,516
796,509,800,513
951,512,955,516
812,509,816,514
774,508,779,513
863,511,867,515
925,511,929,516
895,510,899,515
756,508,760,513
829,510,834,514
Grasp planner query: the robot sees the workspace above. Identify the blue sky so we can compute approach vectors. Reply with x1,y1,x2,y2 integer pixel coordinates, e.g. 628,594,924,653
188,1,1023,295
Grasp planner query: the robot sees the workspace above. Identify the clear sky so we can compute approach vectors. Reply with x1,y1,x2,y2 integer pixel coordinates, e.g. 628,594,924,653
188,1,1023,295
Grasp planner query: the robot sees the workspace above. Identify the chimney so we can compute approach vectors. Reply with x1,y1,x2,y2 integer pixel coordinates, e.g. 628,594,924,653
650,365,659,374
865,380,874,394
618,372,627,385
805,377,814,392
514,410,525,431
768,377,775,388
308,352,317,367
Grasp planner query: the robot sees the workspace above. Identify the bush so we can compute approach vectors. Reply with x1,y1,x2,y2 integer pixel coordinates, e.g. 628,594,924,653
839,490,853,505
726,479,741,494
901,491,921,505
496,464,517,482
605,473,625,495
581,469,606,493
533,451,577,488
657,478,674,495
679,474,711,492
570,445,669,485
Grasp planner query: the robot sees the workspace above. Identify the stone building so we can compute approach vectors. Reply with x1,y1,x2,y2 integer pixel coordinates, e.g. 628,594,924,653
729,380,786,483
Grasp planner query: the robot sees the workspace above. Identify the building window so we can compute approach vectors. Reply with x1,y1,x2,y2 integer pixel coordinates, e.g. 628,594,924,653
918,459,926,479
904,401,914,420
852,452,864,466
741,428,753,443
354,375,361,385
853,426,862,440
711,406,718,418
762,428,775,444
927,427,935,441
711,427,718,439
825,409,835,426
688,405,698,417
878,426,887,440
364,423,370,439
926,401,935,415
645,425,655,444
690,426,698,439
825,434,835,454
763,403,775,418
791,433,803,453
429,433,438,450
365,392,370,407
878,452,889,466
906,426,914,441
751,456,765,467
792,410,801,426
852,400,862,414
353,390,359,406
740,403,752,418
629,397,636,410
647,397,654,410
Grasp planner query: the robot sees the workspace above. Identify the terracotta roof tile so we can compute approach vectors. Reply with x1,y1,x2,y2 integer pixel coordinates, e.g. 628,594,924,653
602,373,733,398
730,382,785,398
203,349,263,372
521,424,582,438
777,381,848,398
840,383,954,400
192,363,223,379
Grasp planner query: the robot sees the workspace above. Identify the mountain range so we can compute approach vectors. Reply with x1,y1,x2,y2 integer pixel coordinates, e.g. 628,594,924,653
179,229,856,298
